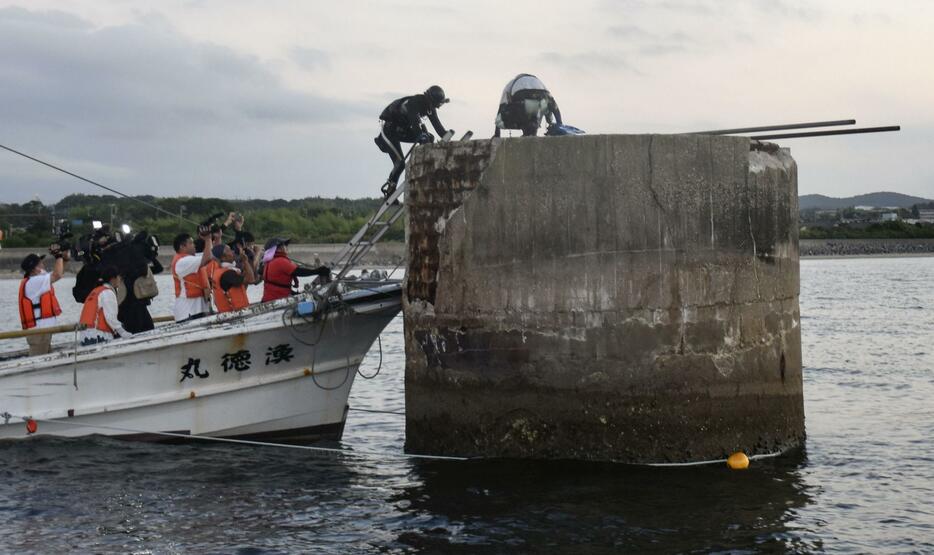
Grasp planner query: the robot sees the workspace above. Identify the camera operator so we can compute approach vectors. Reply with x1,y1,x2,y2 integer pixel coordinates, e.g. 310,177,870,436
117,230,164,333
171,225,214,322
196,212,226,248
232,231,263,285
223,213,263,285
17,243,70,355
72,224,118,304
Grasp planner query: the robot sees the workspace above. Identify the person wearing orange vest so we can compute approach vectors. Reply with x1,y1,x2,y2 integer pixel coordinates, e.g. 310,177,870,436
194,238,214,311
78,265,134,346
18,246,68,356
208,244,256,312
171,227,213,322
260,238,331,303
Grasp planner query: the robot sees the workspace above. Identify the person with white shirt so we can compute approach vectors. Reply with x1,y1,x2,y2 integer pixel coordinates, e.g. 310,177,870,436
17,246,69,355
78,265,133,346
170,227,213,322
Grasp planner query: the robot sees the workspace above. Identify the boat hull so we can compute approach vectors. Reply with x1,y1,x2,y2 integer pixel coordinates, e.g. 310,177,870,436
0,284,401,442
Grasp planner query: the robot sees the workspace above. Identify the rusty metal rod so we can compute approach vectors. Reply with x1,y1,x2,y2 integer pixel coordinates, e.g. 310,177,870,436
750,125,900,140
692,119,856,135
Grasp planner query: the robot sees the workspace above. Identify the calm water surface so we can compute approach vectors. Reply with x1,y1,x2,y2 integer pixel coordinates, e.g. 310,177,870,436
0,258,932,553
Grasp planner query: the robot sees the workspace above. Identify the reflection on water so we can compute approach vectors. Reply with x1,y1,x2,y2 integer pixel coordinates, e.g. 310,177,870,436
398,453,817,553
0,436,820,554
0,258,933,553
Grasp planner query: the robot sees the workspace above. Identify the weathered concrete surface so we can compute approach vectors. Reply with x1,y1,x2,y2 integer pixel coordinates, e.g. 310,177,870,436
403,134,803,463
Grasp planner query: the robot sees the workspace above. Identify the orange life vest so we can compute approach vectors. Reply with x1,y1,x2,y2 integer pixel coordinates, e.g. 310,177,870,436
79,285,115,334
209,263,250,312
199,264,213,303
262,253,298,302
18,277,62,330
171,253,207,299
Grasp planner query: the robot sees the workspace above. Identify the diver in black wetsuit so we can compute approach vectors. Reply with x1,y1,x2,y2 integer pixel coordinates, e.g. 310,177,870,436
494,74,562,137
374,85,452,198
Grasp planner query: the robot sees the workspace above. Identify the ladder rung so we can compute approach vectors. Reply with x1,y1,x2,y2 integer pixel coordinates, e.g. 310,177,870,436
323,182,408,291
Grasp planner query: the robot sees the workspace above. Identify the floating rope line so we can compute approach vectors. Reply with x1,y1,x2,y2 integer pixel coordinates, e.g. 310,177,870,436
15,416,468,462
641,451,783,467
6,414,785,467
347,407,404,416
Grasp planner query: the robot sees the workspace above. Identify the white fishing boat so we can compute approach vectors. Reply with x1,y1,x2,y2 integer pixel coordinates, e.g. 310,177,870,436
0,282,401,442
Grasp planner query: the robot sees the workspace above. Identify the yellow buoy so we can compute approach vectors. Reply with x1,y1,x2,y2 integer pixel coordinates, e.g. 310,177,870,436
727,451,749,470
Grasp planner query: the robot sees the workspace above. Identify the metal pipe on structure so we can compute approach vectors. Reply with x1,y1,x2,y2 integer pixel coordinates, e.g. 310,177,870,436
750,125,901,140
691,119,856,135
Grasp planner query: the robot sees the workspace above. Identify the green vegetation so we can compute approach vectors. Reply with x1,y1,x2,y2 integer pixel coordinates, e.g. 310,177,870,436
5,194,933,247
801,221,934,239
800,202,934,239
0,194,403,248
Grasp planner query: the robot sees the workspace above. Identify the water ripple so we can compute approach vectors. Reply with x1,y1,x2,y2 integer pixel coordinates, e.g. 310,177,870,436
0,259,933,552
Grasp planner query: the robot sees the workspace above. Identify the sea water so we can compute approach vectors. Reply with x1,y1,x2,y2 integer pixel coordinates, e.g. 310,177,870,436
0,258,932,553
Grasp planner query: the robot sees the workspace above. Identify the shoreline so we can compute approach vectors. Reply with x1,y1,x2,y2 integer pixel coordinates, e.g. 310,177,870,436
2,241,932,279
801,252,934,260
0,242,407,278
799,238,934,257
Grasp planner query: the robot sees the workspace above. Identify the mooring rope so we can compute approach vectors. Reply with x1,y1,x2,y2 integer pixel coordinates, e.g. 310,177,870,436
0,141,327,269
0,142,199,226
347,406,403,416
9,415,468,462
4,413,785,468
641,451,783,467
356,335,383,380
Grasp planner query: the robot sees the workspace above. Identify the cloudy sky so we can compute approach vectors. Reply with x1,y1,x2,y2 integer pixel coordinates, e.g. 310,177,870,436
0,0,931,203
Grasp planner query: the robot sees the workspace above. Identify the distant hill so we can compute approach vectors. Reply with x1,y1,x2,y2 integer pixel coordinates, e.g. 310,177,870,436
800,192,934,210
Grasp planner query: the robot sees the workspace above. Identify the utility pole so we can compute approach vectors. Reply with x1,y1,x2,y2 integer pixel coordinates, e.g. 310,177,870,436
110,204,117,228
179,205,186,226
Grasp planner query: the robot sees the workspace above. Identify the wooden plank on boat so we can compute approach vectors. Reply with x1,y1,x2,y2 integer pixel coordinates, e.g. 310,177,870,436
0,315,174,340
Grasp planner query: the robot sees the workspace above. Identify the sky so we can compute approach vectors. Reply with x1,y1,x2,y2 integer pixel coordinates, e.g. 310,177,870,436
0,0,931,203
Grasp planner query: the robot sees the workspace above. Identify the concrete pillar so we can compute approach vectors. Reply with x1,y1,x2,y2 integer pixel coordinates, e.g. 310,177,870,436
403,134,803,463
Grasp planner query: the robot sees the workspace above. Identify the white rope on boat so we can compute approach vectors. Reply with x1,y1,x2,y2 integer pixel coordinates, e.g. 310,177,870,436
15,416,469,462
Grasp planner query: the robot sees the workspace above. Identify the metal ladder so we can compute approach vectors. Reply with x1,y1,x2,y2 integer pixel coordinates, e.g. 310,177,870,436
321,130,472,297
325,180,408,289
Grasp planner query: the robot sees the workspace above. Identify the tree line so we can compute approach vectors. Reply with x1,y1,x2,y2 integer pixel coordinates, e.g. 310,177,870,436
801,220,934,239
0,194,403,248
5,194,934,248
800,202,934,239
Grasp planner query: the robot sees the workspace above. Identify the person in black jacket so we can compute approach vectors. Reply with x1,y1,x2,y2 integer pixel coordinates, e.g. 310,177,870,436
117,231,163,333
72,225,117,303
374,85,452,198
72,227,162,333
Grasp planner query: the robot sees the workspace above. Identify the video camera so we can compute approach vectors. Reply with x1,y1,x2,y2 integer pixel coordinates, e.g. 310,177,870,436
200,212,225,227
196,211,224,237
52,220,75,258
